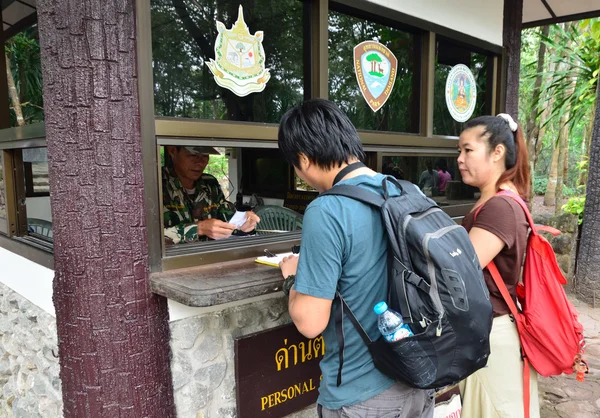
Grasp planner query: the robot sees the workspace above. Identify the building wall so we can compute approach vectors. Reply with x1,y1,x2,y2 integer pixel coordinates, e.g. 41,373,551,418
170,297,318,418
0,282,61,417
0,247,319,417
365,0,504,46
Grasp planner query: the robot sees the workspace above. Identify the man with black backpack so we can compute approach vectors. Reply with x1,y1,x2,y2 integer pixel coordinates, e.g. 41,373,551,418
277,99,435,418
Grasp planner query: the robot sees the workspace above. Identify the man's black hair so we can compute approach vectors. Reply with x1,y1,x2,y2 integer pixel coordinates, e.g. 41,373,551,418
278,99,365,169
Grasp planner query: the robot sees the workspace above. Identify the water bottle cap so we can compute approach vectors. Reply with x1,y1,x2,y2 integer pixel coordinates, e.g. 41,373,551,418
373,302,388,315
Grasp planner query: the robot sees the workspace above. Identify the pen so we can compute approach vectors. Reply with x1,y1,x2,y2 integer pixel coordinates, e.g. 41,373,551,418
292,245,300,254
264,249,277,258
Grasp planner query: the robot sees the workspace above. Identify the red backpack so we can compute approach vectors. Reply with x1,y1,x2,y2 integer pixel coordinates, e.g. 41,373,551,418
475,190,587,418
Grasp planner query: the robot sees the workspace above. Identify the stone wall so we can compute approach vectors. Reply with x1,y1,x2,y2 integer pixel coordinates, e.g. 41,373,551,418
170,296,318,418
0,283,62,418
533,212,579,283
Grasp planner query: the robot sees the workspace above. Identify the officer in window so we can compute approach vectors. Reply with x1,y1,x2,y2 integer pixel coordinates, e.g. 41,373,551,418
162,146,259,244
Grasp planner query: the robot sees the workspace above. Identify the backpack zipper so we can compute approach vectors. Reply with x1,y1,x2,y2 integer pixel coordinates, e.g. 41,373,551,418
422,224,463,337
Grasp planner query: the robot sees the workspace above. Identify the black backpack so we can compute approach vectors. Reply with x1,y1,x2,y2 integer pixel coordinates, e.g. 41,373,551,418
320,165,493,389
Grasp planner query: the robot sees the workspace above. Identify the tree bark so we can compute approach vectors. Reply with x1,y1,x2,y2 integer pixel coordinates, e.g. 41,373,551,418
578,105,596,189
545,135,560,206
37,1,175,417
576,81,600,303
526,26,549,203
5,54,24,126
502,0,523,119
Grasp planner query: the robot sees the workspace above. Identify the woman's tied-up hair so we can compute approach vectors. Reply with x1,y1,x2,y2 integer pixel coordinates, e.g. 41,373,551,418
464,114,531,200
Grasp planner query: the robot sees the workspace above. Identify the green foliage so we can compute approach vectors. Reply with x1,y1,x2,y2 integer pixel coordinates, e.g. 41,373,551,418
5,26,44,126
530,21,599,134
562,195,586,224
204,153,228,179
151,0,304,122
328,10,416,132
533,177,548,195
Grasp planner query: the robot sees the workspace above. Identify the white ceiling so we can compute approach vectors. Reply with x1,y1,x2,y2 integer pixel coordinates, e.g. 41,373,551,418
523,0,600,27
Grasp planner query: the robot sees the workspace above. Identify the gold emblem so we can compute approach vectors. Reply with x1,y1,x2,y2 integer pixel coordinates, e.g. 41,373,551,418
206,5,270,97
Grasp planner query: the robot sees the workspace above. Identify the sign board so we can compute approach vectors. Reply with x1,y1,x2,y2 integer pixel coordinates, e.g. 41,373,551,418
353,41,398,112
206,5,270,97
445,64,477,122
235,323,324,418
283,191,317,215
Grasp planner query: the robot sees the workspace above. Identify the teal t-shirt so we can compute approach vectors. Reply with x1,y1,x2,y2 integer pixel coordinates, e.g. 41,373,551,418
294,173,402,409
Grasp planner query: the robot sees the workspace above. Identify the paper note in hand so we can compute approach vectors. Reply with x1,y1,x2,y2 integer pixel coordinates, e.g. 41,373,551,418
228,211,248,228
255,252,295,268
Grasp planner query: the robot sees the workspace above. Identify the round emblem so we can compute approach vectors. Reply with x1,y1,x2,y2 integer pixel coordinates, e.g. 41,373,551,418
445,64,477,122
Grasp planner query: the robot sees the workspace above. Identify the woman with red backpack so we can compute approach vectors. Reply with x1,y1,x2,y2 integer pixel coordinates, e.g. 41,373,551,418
456,114,540,418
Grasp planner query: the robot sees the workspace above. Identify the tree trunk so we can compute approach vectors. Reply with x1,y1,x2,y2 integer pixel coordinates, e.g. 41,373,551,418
37,1,175,417
544,28,576,207
545,136,560,206
526,26,549,203
576,81,600,303
554,113,569,213
502,0,523,119
5,54,24,126
578,105,596,189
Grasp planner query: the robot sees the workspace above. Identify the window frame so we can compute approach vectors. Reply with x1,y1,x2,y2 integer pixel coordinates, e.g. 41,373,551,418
141,0,504,271
0,0,506,271
0,122,53,254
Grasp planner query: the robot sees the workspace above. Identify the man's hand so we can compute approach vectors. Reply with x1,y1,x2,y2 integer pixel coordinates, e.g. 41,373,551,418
197,219,236,240
279,254,299,278
239,211,260,232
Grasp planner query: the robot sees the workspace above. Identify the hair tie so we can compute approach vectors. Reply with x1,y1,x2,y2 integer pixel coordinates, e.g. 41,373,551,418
496,113,518,132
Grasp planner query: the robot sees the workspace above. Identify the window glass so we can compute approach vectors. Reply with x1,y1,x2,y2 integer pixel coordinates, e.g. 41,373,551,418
6,25,44,126
381,154,478,209
151,0,306,122
160,145,308,248
22,148,52,240
328,8,419,133
433,39,491,137
0,153,7,234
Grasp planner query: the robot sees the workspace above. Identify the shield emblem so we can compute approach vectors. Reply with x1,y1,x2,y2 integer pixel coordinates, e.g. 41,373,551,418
206,5,270,97
353,41,398,112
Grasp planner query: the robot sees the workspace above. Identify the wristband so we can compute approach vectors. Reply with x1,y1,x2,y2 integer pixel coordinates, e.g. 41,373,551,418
282,274,296,296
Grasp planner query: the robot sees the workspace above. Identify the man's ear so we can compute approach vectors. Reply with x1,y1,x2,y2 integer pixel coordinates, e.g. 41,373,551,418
166,146,177,160
298,153,312,171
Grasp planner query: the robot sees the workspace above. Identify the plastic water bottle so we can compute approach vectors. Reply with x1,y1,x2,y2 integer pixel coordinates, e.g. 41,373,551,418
374,302,413,342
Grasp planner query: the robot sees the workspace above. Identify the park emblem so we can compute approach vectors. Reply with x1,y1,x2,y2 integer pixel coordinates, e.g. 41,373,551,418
206,5,270,97
445,64,477,122
353,41,398,112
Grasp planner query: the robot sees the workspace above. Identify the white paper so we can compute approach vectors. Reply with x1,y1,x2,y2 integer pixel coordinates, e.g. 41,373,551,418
228,211,248,228
255,252,295,267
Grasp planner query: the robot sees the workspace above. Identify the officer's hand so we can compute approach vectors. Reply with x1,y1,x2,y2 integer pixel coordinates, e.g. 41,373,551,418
239,211,260,232
279,254,299,278
197,219,236,240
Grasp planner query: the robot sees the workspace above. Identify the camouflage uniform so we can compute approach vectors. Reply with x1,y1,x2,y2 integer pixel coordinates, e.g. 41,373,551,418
163,166,235,244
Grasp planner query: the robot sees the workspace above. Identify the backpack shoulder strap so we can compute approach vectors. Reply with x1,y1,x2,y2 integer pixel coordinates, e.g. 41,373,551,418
496,191,538,235
320,184,386,207
487,261,532,418
334,292,372,387
486,262,520,318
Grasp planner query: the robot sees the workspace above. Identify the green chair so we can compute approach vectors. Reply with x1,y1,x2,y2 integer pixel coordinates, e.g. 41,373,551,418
27,218,53,239
254,205,303,235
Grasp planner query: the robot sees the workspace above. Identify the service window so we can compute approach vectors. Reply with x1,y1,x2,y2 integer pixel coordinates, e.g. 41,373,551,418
328,5,420,133
160,145,306,250
22,148,52,241
151,0,307,123
380,153,478,214
433,38,492,137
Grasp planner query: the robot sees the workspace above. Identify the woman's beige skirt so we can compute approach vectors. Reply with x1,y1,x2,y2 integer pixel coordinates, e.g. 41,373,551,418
459,314,540,418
